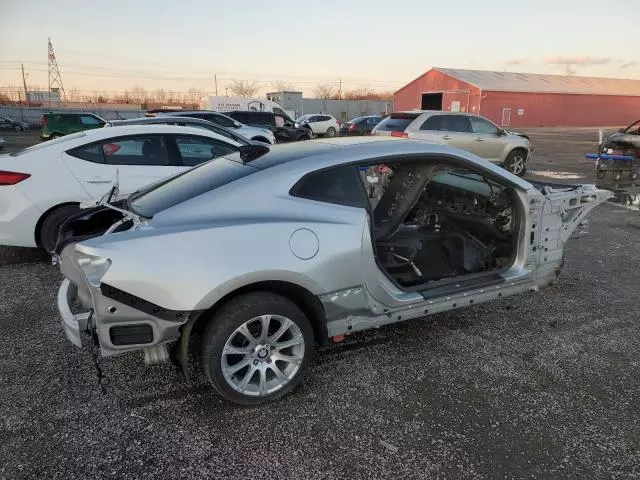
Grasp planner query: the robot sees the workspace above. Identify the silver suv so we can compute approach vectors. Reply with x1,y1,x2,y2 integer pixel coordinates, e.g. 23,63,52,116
373,111,531,176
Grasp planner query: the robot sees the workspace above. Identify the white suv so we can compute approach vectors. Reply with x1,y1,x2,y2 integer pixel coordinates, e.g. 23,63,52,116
373,111,532,176
297,114,339,137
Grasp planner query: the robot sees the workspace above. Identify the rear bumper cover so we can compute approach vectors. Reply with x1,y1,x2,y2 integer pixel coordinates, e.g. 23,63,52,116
57,278,89,348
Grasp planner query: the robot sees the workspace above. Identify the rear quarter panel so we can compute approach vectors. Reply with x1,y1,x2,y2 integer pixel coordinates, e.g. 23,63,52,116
84,199,368,312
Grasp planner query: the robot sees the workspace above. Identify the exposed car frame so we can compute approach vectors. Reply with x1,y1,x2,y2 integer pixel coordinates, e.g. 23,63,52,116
55,137,611,405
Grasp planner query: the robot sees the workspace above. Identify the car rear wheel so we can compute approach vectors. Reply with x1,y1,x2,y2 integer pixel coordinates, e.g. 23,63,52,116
39,204,81,253
49,133,61,140
14,124,23,132
326,127,336,137
202,292,314,405
504,150,527,176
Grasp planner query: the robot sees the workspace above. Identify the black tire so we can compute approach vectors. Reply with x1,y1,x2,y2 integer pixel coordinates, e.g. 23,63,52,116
14,124,23,132
202,292,314,405
49,133,62,140
38,204,81,253
297,134,310,141
503,149,528,177
326,127,336,137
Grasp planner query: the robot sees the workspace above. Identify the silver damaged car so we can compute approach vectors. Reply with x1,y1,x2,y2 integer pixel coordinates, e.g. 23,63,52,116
56,138,611,404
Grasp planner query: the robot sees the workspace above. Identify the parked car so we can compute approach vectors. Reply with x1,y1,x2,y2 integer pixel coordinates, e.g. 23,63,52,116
226,110,311,142
373,111,532,176
591,119,640,203
339,115,382,136
0,115,29,132
0,125,242,252
40,112,106,140
0,136,6,151
107,116,259,146
297,114,339,137
54,137,610,405
155,110,276,145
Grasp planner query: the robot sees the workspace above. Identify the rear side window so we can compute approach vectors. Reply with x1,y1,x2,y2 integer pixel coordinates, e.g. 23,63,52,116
174,135,237,167
292,165,366,208
420,115,444,131
374,114,418,132
249,114,272,126
69,144,104,163
130,157,258,217
228,112,250,124
102,136,170,166
442,115,472,133
80,115,103,125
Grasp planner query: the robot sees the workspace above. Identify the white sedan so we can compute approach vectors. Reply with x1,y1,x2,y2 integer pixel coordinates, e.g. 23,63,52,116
0,124,242,252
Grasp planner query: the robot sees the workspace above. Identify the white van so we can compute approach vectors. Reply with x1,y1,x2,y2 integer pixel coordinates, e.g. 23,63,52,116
205,96,295,123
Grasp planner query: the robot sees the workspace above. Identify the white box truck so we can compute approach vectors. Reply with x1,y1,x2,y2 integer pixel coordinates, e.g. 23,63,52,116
205,96,296,123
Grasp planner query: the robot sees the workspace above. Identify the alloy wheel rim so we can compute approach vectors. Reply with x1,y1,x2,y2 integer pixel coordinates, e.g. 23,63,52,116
510,156,524,174
221,314,304,396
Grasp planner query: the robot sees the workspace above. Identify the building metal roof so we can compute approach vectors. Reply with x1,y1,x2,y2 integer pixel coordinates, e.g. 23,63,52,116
435,68,640,96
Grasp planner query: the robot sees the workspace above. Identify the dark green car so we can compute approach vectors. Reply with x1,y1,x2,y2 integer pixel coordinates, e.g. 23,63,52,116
40,112,106,140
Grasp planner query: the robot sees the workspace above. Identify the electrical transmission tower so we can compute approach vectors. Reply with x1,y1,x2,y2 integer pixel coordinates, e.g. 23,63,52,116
48,37,66,105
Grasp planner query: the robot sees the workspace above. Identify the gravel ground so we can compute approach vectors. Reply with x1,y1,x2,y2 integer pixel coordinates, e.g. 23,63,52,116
1,129,639,479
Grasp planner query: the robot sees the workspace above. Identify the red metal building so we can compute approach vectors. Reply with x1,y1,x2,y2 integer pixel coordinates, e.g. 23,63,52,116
393,68,640,128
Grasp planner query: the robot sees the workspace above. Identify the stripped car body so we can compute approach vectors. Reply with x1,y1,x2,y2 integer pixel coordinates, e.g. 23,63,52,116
56,137,611,404
589,120,640,204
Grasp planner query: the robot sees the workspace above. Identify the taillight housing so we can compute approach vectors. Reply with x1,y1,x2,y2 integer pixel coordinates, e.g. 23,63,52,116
348,123,356,132
42,115,47,128
0,171,31,185
391,131,408,138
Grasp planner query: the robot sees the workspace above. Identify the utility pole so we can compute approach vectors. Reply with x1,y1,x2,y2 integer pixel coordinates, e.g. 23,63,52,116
214,74,218,96
21,63,29,106
338,78,343,100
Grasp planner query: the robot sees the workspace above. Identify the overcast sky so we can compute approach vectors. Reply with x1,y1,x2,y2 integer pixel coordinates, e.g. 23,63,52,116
1,0,638,97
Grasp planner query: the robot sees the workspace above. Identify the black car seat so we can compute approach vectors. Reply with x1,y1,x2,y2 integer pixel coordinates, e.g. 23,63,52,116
373,163,442,284
373,163,439,241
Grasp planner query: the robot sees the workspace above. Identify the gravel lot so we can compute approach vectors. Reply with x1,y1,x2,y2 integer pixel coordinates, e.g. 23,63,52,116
1,129,639,479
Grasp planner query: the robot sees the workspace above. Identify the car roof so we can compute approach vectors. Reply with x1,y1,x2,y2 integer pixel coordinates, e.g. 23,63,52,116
397,110,476,117
242,137,530,190
44,111,100,116
31,125,240,152
111,116,216,126
230,110,272,115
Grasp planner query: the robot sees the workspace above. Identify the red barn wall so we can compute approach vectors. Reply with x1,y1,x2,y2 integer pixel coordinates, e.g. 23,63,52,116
394,69,481,112
394,69,640,127
480,92,640,128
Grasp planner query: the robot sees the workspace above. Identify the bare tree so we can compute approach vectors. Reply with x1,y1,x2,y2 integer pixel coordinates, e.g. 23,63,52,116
154,88,166,103
68,87,80,102
228,80,259,98
312,82,337,99
343,87,377,100
271,80,297,92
